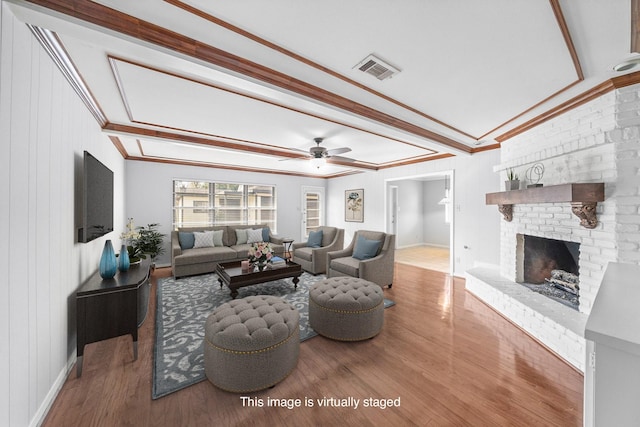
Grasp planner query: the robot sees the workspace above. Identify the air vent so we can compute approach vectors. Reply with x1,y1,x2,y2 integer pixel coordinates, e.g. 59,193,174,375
354,54,400,81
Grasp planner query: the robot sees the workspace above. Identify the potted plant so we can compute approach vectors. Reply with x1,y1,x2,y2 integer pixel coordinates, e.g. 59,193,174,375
133,223,166,267
505,168,520,191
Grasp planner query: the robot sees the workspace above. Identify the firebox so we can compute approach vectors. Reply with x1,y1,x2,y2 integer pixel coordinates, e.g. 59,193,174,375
516,234,580,310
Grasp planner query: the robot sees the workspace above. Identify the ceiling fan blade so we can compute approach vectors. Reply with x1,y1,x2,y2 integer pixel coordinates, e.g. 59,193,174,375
328,155,356,162
279,155,311,162
286,147,312,154
326,147,351,156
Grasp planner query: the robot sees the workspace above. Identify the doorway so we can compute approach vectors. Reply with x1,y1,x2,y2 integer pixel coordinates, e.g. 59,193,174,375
385,171,454,274
301,186,324,239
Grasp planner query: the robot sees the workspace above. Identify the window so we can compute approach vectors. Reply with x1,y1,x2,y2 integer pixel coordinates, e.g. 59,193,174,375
173,180,276,231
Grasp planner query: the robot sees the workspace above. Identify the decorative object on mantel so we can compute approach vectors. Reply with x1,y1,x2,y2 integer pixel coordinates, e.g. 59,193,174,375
525,163,545,188
99,239,117,279
505,168,520,191
485,183,605,229
118,243,130,271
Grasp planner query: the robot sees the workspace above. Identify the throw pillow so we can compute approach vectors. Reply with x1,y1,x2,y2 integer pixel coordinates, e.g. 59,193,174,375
307,229,323,248
212,229,224,247
247,228,264,244
235,228,248,245
262,227,271,242
178,231,195,249
193,231,215,248
352,235,382,260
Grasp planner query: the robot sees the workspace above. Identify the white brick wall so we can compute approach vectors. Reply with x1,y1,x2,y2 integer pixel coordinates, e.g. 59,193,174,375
471,84,640,371
499,91,619,313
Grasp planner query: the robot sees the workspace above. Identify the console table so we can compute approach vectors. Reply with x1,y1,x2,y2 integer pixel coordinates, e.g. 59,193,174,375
76,258,151,376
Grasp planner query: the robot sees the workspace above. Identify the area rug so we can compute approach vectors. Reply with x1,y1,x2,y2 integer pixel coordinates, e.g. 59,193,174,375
152,272,395,399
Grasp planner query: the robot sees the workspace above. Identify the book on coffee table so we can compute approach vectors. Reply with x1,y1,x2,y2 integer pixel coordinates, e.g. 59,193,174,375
270,256,286,268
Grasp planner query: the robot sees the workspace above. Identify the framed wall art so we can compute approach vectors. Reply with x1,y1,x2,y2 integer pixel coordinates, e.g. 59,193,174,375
345,189,364,222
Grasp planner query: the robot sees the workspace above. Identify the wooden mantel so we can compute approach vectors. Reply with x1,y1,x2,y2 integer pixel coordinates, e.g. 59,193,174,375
486,183,605,228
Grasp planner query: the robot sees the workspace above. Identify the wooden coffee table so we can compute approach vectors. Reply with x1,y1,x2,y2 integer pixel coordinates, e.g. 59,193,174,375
215,260,303,298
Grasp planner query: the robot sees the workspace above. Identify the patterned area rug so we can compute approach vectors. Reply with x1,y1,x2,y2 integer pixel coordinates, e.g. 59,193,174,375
152,272,394,399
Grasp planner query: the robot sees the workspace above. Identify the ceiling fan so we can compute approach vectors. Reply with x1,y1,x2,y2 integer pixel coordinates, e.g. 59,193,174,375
305,137,354,168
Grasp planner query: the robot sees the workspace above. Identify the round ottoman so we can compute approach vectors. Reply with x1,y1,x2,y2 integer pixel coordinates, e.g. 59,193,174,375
309,277,384,341
204,295,299,392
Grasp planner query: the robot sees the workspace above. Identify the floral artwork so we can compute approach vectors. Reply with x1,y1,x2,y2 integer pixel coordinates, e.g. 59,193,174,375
345,189,364,222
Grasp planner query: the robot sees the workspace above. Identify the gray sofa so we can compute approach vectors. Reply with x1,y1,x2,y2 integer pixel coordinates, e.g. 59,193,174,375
327,230,395,289
291,226,344,274
171,224,284,278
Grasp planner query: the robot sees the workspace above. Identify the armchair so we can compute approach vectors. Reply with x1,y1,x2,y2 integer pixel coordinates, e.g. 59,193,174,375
327,230,395,289
292,226,344,274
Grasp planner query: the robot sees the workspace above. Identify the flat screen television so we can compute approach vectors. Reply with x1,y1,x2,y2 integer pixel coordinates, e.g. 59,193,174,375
79,151,114,243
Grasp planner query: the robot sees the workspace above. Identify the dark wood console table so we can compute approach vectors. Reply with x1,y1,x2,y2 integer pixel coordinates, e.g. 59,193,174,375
76,258,151,376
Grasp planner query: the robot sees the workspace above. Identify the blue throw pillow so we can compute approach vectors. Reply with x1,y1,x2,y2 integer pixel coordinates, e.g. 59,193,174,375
178,231,195,249
262,227,271,242
352,235,382,260
307,229,323,248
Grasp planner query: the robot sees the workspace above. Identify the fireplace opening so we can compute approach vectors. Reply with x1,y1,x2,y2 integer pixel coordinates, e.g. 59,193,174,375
517,234,580,310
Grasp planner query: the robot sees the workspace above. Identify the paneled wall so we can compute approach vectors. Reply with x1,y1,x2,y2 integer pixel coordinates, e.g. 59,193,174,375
0,4,126,426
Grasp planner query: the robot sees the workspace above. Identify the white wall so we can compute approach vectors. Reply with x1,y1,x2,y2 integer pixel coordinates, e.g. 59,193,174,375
0,4,126,426
124,161,326,267
394,179,424,248
423,179,449,247
326,150,501,276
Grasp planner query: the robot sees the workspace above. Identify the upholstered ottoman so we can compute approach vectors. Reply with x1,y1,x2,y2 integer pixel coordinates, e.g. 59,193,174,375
309,277,384,341
204,295,299,392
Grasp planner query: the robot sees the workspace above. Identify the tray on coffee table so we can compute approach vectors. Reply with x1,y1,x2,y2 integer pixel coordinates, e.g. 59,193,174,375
215,260,303,298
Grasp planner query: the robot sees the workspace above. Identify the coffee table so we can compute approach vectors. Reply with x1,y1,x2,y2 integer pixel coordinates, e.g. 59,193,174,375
215,260,303,298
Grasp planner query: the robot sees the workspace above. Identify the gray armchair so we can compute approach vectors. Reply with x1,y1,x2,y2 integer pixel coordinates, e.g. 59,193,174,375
327,230,395,289
292,226,344,274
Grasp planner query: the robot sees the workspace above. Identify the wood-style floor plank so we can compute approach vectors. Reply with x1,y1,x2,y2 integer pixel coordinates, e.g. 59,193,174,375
42,264,583,426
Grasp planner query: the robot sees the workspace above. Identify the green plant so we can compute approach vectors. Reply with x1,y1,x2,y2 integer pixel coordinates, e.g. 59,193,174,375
133,223,166,261
506,168,519,181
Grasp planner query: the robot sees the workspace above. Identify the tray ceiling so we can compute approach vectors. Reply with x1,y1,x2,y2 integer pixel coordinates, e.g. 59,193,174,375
8,0,638,178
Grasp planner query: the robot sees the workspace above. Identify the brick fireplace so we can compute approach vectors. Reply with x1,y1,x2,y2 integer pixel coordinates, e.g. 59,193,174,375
466,84,640,372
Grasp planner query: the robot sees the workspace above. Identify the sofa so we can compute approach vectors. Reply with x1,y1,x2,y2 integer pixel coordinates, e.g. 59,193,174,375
291,226,344,274
171,224,284,278
327,230,395,289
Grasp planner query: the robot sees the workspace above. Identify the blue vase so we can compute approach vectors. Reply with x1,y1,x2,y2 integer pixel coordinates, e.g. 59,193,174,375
118,244,130,272
99,240,117,279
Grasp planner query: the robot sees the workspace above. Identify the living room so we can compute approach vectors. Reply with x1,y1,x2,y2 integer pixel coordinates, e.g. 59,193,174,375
3,1,640,426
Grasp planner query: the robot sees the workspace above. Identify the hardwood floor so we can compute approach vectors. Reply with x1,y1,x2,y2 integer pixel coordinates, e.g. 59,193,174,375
42,264,583,426
395,245,450,273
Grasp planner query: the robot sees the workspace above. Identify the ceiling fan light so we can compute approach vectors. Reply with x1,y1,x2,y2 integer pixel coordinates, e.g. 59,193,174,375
310,157,326,169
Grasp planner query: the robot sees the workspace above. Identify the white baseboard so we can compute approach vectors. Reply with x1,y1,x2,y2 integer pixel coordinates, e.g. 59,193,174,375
30,354,76,427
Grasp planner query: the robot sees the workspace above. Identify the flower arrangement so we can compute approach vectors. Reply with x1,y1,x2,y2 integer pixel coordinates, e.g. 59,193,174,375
120,218,143,262
248,241,274,266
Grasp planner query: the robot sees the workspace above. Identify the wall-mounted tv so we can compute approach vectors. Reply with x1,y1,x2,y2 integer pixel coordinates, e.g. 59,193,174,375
79,151,114,243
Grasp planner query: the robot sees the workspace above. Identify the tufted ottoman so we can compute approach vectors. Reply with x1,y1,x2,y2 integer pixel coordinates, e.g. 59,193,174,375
204,295,299,392
309,277,384,341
